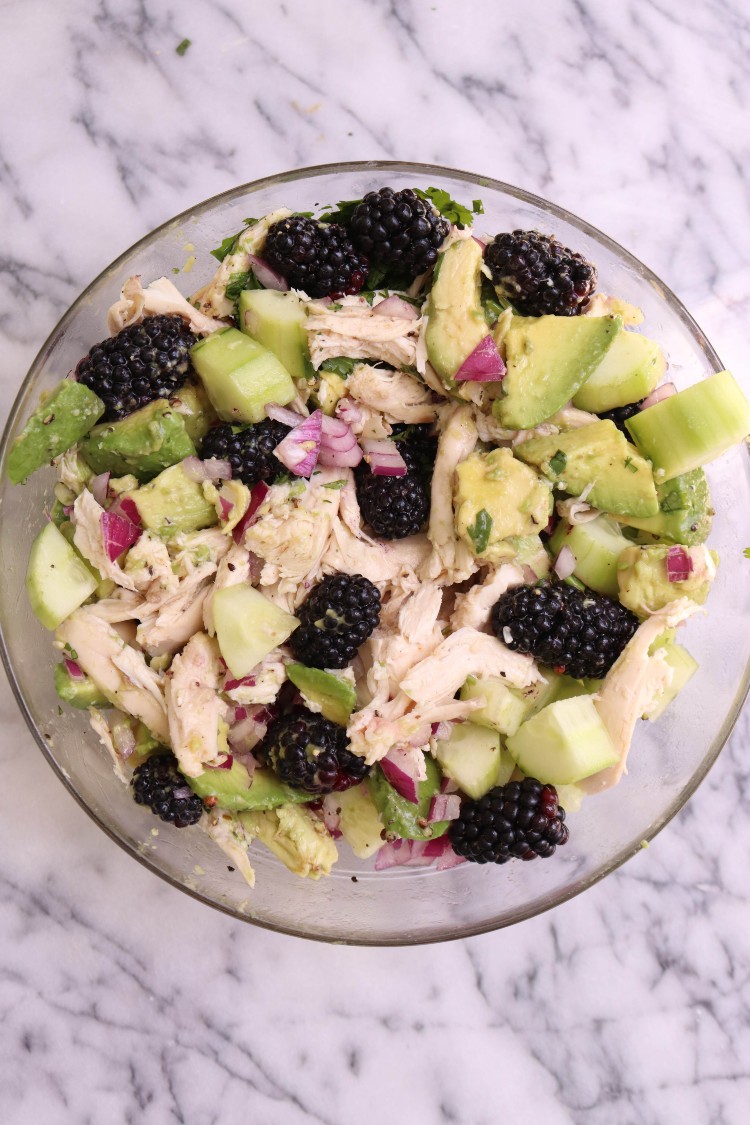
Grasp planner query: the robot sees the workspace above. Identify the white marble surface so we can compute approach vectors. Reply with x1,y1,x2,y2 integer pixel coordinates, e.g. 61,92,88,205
1,1,750,1121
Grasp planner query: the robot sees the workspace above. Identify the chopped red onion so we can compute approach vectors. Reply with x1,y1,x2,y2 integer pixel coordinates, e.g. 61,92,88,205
455,335,506,382
401,840,436,867
233,481,269,544
233,706,248,722
435,845,467,871
431,721,452,742
273,410,322,477
361,438,407,477
224,674,256,691
247,254,288,292
112,721,136,759
182,455,232,483
318,414,363,468
372,295,420,321
322,794,342,836
380,747,426,804
666,546,694,582
265,403,305,427
218,495,233,520
227,714,266,753
640,382,677,411
428,793,461,822
554,545,577,580
336,398,365,428
440,775,460,794
217,755,234,770
90,472,110,507
109,495,142,527
172,786,194,801
63,657,85,680
472,235,487,250
101,510,141,561
375,840,410,870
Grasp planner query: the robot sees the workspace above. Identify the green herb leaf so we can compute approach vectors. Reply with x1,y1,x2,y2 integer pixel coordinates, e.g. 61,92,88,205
480,276,507,327
322,479,348,490
413,186,477,228
209,218,259,263
623,457,639,474
176,38,191,56
225,270,259,303
744,547,750,559
320,357,358,378
466,509,493,554
659,492,686,513
472,199,484,215
549,450,567,475
318,198,362,224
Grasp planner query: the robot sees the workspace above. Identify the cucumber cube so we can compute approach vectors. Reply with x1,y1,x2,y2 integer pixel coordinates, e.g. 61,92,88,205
646,643,698,721
26,523,98,629
459,676,528,737
626,370,750,481
506,696,619,785
239,289,311,380
549,514,632,597
433,722,514,799
191,327,296,424
213,585,299,678
573,330,665,413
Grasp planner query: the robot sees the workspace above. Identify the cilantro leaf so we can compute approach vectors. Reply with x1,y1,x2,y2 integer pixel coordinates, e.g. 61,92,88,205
320,357,358,378
318,198,362,224
466,509,493,554
322,479,348,490
225,270,259,303
209,218,259,262
176,38,191,56
413,186,479,229
623,457,639,474
744,548,750,559
659,491,686,514
549,450,567,475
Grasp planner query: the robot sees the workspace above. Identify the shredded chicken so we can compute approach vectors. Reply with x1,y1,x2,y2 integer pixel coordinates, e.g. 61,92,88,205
85,589,145,623
450,563,525,632
335,396,391,440
88,707,128,784
190,208,293,319
367,584,445,695
420,404,478,586
124,532,179,600
347,363,437,425
165,632,229,777
54,448,92,497
401,627,539,705
224,654,287,706
556,496,602,524
57,610,169,743
201,810,256,888
72,489,137,591
107,275,227,336
306,297,421,370
136,571,213,656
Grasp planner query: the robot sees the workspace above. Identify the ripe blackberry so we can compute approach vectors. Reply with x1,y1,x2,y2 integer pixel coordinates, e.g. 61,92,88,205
349,187,450,281
263,216,368,299
391,423,438,480
200,420,290,486
290,573,381,669
598,402,642,435
258,706,367,793
76,315,195,422
131,753,204,828
355,442,430,539
485,230,597,317
492,582,638,679
450,778,569,864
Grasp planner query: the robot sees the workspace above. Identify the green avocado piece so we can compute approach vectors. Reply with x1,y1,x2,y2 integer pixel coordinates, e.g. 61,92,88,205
368,754,449,841
191,327,296,424
454,447,552,561
239,289,312,381
239,804,338,878
188,762,313,812
572,330,666,413
425,238,488,386
80,399,196,482
8,380,105,484
335,782,387,859
515,420,659,519
169,382,217,444
616,544,717,615
54,661,110,709
286,664,357,726
613,468,714,546
126,462,218,538
493,314,622,429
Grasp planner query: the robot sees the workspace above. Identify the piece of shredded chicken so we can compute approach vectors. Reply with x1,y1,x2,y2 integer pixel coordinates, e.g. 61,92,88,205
224,653,287,706
401,627,540,705
124,532,180,600
306,296,421,370
107,275,227,337
450,563,525,632
190,208,293,319
72,489,137,591
165,632,229,777
420,403,478,586
201,810,256,888
88,707,128,784
347,363,438,425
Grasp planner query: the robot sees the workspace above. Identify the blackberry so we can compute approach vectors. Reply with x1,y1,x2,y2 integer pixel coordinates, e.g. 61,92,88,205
355,442,430,539
76,315,195,422
258,706,367,793
492,582,638,680
450,778,569,864
391,423,438,480
598,401,642,435
485,230,597,317
349,187,450,282
290,573,381,669
200,420,290,487
131,753,204,828
263,216,368,299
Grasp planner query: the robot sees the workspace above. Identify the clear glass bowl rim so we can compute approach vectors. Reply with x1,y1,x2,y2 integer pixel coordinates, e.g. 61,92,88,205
1,159,748,945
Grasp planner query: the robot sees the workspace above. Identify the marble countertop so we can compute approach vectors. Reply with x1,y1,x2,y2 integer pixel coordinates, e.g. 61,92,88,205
2,1,750,1121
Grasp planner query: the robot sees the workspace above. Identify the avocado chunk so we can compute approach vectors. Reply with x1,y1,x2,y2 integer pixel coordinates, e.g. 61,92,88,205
80,399,196,482
613,468,713,546
188,761,313,811
617,544,717,615
626,370,750,482
26,523,98,629
335,782,387,859
506,534,552,578
549,514,632,597
454,448,552,561
239,804,338,879
213,585,299,678
286,664,357,726
493,314,621,429
425,238,488,386
506,696,619,786
191,327,296,424
239,289,312,381
515,420,659,519
54,661,110,709
8,380,105,484
433,722,514,799
572,330,666,412
645,642,699,721
126,462,218,538
368,754,449,841
169,382,217,444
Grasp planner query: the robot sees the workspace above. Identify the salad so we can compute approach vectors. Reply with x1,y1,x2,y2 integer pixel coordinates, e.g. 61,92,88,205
8,184,750,888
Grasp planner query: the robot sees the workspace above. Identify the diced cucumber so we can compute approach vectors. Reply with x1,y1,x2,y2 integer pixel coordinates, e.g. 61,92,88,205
460,676,528,737
26,523,98,629
212,585,299,678
549,514,632,597
506,696,619,785
8,380,105,484
191,327,296,424
127,463,218,538
238,289,311,380
433,722,514,798
572,330,665,412
626,370,750,481
646,643,699,721
336,783,387,859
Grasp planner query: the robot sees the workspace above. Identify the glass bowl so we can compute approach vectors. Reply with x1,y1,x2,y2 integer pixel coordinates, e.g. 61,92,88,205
1,162,748,945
